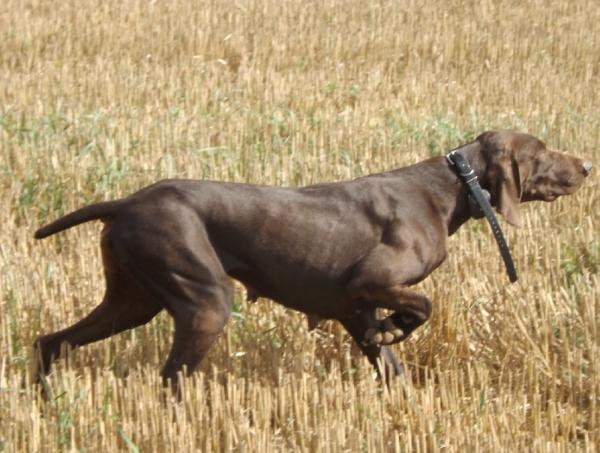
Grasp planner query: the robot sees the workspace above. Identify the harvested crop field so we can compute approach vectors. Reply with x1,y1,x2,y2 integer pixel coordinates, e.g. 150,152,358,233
1,0,599,451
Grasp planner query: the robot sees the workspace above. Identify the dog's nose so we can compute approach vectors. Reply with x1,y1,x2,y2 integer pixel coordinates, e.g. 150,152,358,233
582,160,593,176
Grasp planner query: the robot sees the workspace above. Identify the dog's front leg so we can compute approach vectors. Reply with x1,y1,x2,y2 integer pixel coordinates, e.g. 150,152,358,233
350,286,432,346
339,308,404,381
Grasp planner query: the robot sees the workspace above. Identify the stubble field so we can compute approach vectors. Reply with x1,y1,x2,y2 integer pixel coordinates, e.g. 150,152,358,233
1,0,599,451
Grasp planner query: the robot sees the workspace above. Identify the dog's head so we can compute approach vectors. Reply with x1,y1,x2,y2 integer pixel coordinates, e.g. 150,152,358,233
478,130,592,227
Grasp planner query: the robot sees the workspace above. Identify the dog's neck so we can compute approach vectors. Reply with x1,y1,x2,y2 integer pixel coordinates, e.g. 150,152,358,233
378,142,490,236
439,142,489,235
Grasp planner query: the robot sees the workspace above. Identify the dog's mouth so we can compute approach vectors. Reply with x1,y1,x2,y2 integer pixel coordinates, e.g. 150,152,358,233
525,176,585,202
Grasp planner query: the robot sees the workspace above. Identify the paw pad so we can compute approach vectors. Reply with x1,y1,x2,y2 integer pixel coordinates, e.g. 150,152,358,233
364,318,405,346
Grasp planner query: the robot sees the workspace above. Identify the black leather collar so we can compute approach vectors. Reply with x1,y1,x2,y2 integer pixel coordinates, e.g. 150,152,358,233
446,150,518,283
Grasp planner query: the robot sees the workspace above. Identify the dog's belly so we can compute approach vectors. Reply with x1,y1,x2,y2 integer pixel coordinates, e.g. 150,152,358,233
224,258,354,318
267,276,350,317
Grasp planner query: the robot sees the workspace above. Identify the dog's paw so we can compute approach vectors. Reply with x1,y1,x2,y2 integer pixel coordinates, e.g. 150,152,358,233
364,318,404,346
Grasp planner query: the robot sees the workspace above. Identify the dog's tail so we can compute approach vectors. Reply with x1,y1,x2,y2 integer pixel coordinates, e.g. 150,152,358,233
34,200,125,239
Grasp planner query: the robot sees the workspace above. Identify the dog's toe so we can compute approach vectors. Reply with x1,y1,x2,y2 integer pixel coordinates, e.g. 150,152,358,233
383,318,404,339
381,331,395,345
392,328,404,338
364,328,382,345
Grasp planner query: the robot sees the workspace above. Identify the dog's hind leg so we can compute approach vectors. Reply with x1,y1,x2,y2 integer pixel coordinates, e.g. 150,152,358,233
159,281,232,392
31,265,163,386
103,210,234,393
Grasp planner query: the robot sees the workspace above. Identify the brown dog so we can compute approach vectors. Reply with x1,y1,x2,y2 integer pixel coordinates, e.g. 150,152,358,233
32,130,592,388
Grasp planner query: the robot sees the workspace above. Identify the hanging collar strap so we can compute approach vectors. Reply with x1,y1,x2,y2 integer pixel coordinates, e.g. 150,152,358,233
446,150,518,283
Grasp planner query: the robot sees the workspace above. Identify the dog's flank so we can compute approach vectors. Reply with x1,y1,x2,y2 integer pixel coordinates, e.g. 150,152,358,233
31,130,592,391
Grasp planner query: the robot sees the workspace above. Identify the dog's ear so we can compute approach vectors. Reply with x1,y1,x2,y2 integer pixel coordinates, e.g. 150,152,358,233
478,131,524,228
494,157,523,227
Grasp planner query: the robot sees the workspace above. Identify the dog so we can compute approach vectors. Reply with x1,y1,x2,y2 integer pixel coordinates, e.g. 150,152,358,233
31,130,592,389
